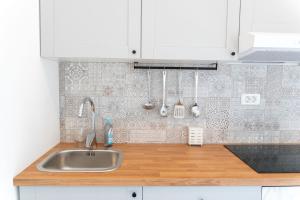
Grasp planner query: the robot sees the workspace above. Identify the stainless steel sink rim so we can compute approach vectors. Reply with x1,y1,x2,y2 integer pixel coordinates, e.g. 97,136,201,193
37,149,123,173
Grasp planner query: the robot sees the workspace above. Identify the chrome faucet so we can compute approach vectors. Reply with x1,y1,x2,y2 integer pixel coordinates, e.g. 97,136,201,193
78,97,96,149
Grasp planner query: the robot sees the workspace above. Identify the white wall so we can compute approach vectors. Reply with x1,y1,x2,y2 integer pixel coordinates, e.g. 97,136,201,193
0,0,60,199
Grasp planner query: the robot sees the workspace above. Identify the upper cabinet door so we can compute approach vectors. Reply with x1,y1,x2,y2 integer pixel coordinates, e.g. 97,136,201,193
41,0,141,58
240,0,300,34
141,0,241,61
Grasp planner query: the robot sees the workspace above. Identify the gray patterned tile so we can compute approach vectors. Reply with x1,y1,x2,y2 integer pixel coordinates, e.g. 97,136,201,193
128,129,166,143
226,131,264,144
64,63,89,93
265,65,283,99
166,127,188,144
263,131,280,143
59,62,300,144
203,129,227,144
280,131,300,143
245,77,266,95
112,129,128,143
101,63,127,81
208,74,232,97
205,97,230,131
282,66,300,89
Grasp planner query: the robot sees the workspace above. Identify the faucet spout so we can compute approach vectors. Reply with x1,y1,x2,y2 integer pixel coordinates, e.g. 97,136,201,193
78,97,97,149
85,131,96,149
78,97,95,117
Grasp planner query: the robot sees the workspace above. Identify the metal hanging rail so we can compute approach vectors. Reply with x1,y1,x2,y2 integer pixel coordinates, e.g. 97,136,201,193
133,62,218,70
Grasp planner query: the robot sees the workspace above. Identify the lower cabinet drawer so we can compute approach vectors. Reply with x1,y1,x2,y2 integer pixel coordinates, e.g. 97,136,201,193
143,186,261,200
20,186,142,200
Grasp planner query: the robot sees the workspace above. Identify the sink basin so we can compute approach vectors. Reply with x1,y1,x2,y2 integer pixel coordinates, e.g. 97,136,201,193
37,149,123,172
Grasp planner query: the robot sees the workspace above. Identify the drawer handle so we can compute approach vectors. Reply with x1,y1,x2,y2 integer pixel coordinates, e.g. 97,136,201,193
132,192,137,198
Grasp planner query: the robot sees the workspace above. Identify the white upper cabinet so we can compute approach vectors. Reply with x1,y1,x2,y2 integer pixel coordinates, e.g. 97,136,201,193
40,0,141,58
141,0,241,61
40,0,300,61
240,0,300,45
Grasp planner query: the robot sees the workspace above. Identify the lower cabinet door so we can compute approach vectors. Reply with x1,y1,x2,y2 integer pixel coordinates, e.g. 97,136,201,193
262,187,300,200
20,186,142,200
143,186,261,200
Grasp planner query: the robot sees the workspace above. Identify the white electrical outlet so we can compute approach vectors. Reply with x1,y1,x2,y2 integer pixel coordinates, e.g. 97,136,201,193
241,94,261,105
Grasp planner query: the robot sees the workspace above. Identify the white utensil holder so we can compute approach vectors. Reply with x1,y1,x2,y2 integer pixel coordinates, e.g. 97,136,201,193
188,127,203,146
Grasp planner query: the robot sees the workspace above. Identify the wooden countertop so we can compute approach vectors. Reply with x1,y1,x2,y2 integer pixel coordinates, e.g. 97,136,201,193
13,143,300,186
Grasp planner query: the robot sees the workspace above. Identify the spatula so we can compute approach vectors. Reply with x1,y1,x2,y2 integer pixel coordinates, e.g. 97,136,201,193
174,70,185,119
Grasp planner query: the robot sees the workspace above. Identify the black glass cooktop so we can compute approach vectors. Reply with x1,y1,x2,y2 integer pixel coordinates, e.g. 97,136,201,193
225,145,300,173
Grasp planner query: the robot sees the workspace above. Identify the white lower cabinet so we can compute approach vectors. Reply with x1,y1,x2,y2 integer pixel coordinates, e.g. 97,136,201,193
19,186,142,200
143,186,262,200
20,186,262,200
262,187,300,200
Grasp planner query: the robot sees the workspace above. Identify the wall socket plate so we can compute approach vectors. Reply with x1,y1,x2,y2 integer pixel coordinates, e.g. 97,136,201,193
241,94,261,105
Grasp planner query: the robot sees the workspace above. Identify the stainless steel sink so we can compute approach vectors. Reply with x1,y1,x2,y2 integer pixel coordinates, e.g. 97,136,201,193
37,149,123,172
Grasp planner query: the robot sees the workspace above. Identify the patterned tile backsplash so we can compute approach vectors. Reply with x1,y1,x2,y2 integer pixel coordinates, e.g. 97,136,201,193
59,62,300,144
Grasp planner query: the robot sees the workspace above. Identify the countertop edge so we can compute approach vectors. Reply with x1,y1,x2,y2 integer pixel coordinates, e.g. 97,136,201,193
14,178,300,187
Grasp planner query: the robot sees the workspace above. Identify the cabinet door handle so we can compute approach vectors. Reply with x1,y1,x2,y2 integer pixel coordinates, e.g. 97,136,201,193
231,51,236,56
132,50,137,54
132,192,137,198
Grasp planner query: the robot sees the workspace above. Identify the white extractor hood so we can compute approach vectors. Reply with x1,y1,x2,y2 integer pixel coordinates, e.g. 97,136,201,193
239,33,300,63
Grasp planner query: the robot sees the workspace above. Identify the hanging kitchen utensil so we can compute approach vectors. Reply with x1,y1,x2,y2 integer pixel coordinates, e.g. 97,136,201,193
191,71,200,118
174,70,185,119
143,70,155,110
160,70,168,117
